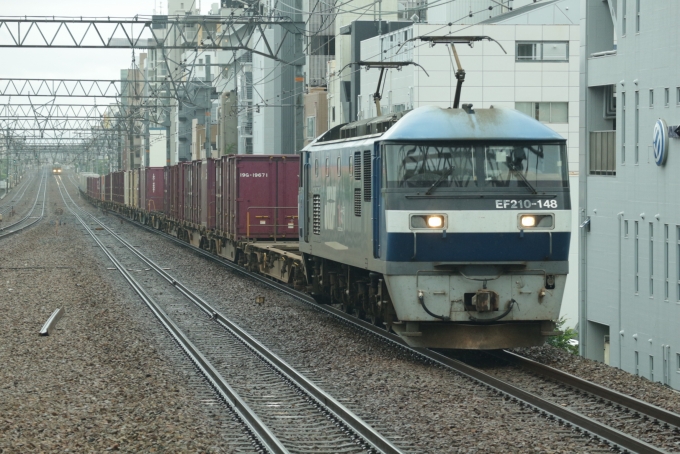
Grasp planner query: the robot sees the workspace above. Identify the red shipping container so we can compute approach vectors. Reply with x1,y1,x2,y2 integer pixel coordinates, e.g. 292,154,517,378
105,174,112,202
112,171,124,204
200,159,217,230
218,155,299,240
191,160,201,225
142,167,164,212
182,162,192,223
163,166,172,217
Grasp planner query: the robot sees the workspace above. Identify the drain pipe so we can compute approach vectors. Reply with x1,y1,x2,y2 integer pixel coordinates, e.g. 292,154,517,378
617,211,624,368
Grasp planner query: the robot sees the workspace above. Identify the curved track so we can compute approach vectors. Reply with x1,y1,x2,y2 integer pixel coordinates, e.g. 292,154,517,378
58,176,402,454
0,171,47,239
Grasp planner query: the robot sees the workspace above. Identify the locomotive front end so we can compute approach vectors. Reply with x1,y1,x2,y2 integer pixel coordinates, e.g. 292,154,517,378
379,106,571,349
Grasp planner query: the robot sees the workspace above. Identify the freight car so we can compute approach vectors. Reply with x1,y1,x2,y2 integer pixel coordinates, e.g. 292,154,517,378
80,107,570,350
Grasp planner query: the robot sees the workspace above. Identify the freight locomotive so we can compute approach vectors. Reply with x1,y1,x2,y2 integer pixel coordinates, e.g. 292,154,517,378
80,105,571,350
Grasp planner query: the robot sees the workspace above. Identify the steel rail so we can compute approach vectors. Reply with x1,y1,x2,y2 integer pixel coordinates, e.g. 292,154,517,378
64,175,402,454
81,193,675,454
0,171,47,238
496,349,680,428
0,172,35,214
56,177,287,454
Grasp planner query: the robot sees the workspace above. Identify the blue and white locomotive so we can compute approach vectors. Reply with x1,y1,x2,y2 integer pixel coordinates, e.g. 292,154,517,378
299,104,570,349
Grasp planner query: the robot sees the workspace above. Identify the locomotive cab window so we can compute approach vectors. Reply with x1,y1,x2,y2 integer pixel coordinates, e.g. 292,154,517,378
382,142,568,191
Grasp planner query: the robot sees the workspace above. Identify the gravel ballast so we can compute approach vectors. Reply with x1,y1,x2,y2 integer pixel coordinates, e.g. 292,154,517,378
61,177,628,453
0,176,248,453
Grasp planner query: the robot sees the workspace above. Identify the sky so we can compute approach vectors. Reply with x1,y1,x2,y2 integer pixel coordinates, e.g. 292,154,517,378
0,0,214,80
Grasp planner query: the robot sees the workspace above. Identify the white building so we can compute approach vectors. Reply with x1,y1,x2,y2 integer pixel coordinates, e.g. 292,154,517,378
357,0,581,325
579,0,680,388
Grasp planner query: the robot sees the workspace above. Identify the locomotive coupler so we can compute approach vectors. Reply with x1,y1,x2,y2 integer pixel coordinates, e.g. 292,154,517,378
471,290,500,312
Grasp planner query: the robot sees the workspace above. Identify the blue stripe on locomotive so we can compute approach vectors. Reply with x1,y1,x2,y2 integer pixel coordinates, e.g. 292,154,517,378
384,231,571,262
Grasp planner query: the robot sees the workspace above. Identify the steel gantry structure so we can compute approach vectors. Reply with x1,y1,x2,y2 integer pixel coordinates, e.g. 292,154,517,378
0,13,304,170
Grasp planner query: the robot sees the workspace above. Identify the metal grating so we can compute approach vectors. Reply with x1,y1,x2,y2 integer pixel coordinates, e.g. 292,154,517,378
363,150,371,201
313,194,321,234
354,189,361,217
354,151,361,180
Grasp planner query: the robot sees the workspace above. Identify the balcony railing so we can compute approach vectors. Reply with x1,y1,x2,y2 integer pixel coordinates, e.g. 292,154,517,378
589,130,616,175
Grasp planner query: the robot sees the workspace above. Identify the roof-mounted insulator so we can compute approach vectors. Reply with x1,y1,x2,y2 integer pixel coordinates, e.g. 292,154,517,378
462,104,474,114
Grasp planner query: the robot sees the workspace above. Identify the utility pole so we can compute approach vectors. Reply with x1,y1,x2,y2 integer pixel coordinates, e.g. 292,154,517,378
5,128,10,196
204,55,212,160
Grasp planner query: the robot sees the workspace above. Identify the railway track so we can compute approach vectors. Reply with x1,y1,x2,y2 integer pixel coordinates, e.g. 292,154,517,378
68,197,679,454
0,171,47,239
0,172,35,215
464,350,680,452
57,176,404,454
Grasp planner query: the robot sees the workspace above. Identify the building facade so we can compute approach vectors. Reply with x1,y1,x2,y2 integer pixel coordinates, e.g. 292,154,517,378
580,0,680,389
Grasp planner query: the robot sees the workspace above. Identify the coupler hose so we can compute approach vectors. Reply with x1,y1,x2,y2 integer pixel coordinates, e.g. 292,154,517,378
418,290,450,320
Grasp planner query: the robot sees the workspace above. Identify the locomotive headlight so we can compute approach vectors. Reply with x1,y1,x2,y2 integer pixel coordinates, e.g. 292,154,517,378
427,215,444,228
520,215,536,227
410,214,447,230
518,214,554,230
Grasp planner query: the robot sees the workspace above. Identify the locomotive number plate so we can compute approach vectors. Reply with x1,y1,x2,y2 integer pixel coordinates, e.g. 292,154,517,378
495,199,558,209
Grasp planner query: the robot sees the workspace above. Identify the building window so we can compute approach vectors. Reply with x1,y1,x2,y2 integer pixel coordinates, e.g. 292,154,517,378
635,91,640,164
515,102,568,123
622,0,627,35
665,224,669,300
306,116,316,139
635,221,639,293
650,222,654,297
332,106,336,122
516,42,568,62
636,0,640,33
621,92,626,164
589,130,616,175
650,355,654,381
635,351,639,375
665,88,670,107
649,89,654,108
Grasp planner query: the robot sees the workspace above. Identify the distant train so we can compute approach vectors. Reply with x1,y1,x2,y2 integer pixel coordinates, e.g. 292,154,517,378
80,105,571,350
52,164,62,175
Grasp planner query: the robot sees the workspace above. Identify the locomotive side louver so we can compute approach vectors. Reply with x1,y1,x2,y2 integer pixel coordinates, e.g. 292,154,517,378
354,151,361,180
363,150,371,201
354,189,361,217
312,194,321,235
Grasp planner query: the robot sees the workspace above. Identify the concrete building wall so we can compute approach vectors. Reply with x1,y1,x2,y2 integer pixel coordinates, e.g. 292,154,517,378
303,87,328,146
581,0,680,388
359,16,581,326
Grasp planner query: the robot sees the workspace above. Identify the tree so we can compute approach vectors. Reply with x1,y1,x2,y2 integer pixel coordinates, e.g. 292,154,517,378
546,317,578,355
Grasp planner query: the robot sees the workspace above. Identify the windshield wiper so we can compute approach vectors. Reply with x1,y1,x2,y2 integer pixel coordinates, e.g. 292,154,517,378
425,167,454,195
506,163,538,194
